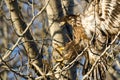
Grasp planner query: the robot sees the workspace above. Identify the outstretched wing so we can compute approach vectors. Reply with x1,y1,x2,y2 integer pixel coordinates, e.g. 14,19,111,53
100,0,120,34
80,1,120,79
81,0,120,38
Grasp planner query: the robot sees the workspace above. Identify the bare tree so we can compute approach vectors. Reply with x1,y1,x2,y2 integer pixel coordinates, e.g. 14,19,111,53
0,0,120,80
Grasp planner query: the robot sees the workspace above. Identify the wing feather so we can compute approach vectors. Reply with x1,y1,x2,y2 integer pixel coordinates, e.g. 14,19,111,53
101,0,120,34
81,0,120,38
79,0,120,78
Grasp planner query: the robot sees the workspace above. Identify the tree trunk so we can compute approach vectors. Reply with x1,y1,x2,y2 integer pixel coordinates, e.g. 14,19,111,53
45,0,81,79
5,0,43,76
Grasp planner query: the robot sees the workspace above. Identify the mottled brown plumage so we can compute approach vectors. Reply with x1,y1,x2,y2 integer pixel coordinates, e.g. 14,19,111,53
60,15,89,63
61,0,120,79
67,15,88,44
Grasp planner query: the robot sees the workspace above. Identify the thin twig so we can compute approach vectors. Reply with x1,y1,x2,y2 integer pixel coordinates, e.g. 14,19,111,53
54,45,88,74
0,37,22,63
82,31,120,80
0,0,50,63
18,0,50,37
0,55,29,79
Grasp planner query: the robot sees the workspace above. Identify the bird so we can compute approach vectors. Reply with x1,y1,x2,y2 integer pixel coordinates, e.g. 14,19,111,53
59,15,89,63
61,0,120,79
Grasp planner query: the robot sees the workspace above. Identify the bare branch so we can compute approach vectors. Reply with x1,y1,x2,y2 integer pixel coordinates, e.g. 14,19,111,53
83,31,120,80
